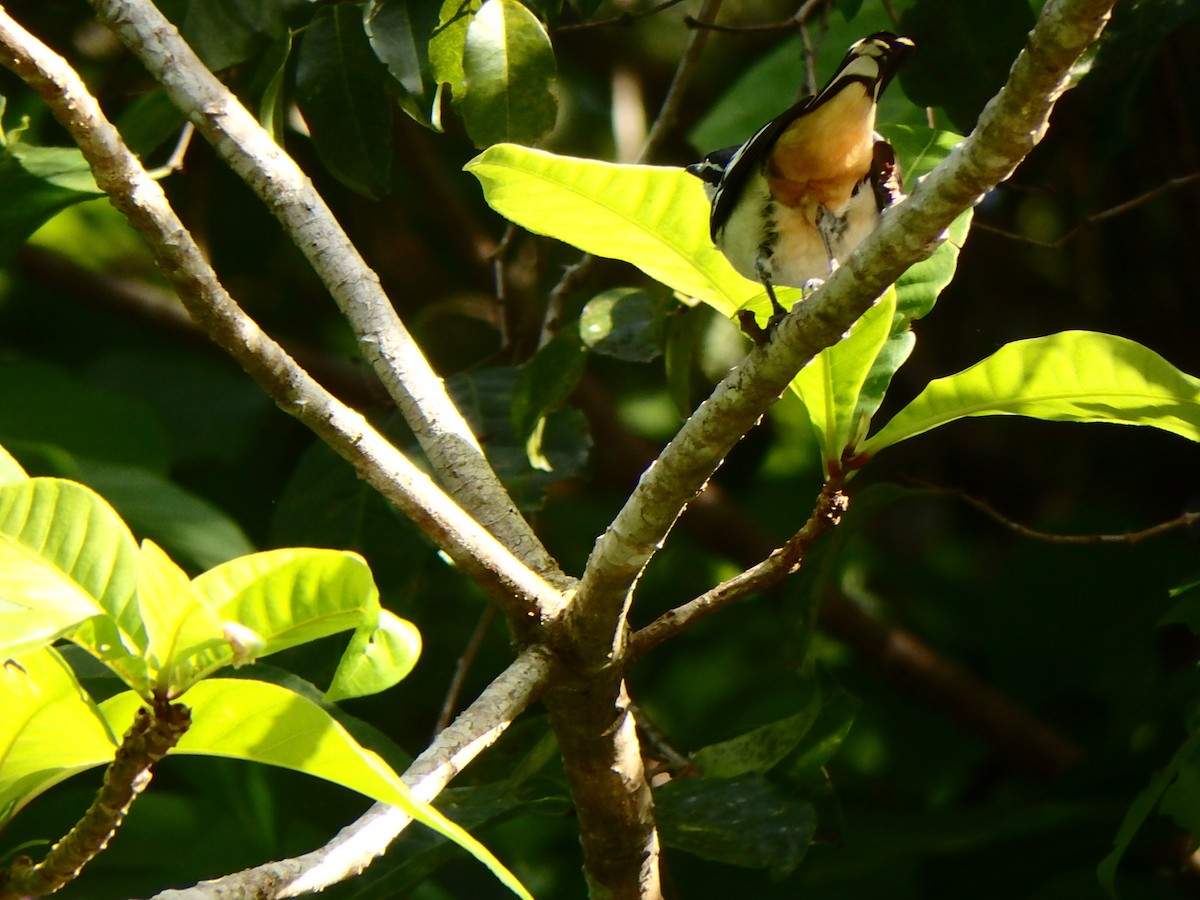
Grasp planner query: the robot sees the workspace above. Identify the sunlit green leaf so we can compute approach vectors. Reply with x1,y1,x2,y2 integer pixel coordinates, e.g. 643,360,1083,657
0,479,139,659
0,647,117,827
466,143,760,312
461,0,558,147
430,0,483,102
327,609,422,702
0,444,26,486
136,540,224,693
864,331,1200,456
790,289,896,467
101,682,532,899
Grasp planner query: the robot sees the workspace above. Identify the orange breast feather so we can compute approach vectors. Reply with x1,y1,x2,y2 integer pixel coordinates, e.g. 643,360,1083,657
766,86,876,211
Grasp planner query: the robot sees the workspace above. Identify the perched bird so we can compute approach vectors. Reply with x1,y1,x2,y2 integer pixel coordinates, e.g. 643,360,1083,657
687,32,915,328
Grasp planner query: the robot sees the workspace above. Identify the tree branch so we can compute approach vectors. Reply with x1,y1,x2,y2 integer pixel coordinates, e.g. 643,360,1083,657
0,9,564,626
629,481,847,660
86,0,567,588
144,647,553,900
0,699,190,900
550,0,1112,891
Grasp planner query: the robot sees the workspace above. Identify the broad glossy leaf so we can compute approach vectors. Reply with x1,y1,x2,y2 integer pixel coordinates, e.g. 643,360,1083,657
365,0,439,126
789,288,896,467
101,682,532,899
136,540,224,693
0,647,117,827
0,479,139,659
296,4,393,197
461,0,558,147
327,609,422,702
864,331,1200,456
580,287,669,362
181,548,416,699
656,774,816,877
430,0,483,102
466,144,760,312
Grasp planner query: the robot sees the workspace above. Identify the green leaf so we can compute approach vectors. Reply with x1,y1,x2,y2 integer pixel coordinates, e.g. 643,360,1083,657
655,774,816,877
365,0,440,127
175,0,303,71
296,4,393,198
0,360,170,473
172,547,417,699
430,0,483,103
76,459,256,571
789,288,897,468
136,540,224,692
0,478,139,660
326,609,422,702
0,444,27,486
101,681,533,899
693,687,822,778
898,0,1036,132
465,143,760,312
1098,727,1200,896
511,324,588,469
460,0,558,147
579,287,670,362
0,647,118,828
863,331,1200,456
0,100,102,260
449,367,591,511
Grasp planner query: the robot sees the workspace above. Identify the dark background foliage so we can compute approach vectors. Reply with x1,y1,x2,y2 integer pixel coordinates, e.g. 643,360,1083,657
3,0,1200,897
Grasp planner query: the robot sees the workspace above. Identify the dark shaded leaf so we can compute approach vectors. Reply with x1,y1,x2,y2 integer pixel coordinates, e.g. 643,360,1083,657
898,0,1036,132
296,5,393,198
450,367,590,510
365,0,440,127
693,682,821,778
656,774,816,877
511,325,588,468
580,287,670,362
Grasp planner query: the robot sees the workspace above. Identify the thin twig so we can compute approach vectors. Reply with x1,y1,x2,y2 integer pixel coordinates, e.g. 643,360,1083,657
919,481,1200,545
147,648,553,900
685,0,827,34
978,171,1200,249
639,0,724,164
555,0,689,32
433,604,499,736
541,0,724,338
629,483,847,660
